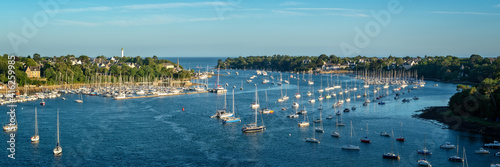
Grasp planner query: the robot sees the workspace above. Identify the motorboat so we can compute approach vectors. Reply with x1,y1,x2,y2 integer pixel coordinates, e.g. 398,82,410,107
380,132,390,137
417,148,432,155
475,147,490,154
440,142,456,149
417,159,431,166
484,141,500,148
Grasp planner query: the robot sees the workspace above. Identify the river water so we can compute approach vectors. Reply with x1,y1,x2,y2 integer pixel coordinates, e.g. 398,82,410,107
1,58,499,166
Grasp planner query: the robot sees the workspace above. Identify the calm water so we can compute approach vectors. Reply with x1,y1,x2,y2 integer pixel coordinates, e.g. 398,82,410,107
2,58,499,166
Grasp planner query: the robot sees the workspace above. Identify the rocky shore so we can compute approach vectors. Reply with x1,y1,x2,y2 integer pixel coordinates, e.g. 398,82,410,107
413,106,500,137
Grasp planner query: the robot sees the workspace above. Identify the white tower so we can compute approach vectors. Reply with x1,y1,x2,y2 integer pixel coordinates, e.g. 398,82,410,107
121,48,124,57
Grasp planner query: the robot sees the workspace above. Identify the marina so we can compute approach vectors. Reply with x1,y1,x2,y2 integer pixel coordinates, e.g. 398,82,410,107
2,60,499,166
2,0,499,165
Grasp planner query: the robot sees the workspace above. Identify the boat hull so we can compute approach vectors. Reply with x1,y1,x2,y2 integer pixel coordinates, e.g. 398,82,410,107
242,126,265,133
383,154,400,159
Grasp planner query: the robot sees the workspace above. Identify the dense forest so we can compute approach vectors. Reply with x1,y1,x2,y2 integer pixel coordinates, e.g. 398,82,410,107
0,54,192,87
449,78,500,121
219,54,500,121
217,54,416,72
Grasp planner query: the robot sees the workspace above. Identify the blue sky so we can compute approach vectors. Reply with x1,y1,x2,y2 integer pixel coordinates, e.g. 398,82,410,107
1,0,499,58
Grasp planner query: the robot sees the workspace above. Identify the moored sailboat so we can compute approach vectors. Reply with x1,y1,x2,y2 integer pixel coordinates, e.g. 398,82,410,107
360,123,371,143
306,118,320,143
31,107,39,142
53,109,62,155
223,86,241,124
242,85,266,133
342,121,360,150
396,121,405,142
382,130,400,160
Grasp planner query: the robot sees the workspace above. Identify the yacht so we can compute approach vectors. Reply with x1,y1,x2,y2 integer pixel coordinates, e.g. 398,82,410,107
3,124,18,132
331,131,340,137
342,121,360,150
380,132,390,137
417,159,431,166
440,142,456,149
484,141,500,148
475,148,490,154
287,114,299,118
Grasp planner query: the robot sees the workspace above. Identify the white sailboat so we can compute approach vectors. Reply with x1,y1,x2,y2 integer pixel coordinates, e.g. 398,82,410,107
417,159,431,166
331,122,341,137
53,109,62,155
318,75,324,93
295,79,301,98
31,107,39,142
212,85,234,119
342,120,360,150
223,86,241,124
298,107,310,127
308,83,315,103
278,83,289,102
250,84,260,109
283,83,289,101
75,93,83,103
260,90,273,114
3,106,17,132
307,73,314,85
242,85,266,133
306,117,320,143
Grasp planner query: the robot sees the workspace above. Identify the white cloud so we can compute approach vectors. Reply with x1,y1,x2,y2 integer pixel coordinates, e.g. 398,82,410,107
121,2,231,10
272,10,309,16
53,20,99,26
279,1,303,6
273,8,367,17
58,2,233,13
496,4,500,7
340,13,370,17
53,15,224,27
430,11,500,16
286,8,360,11
58,6,112,13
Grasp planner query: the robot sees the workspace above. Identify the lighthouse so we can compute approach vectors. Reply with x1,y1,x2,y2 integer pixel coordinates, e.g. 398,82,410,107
121,48,124,57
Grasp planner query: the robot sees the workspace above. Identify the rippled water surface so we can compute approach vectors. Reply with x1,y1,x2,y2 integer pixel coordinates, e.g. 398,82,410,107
2,62,499,166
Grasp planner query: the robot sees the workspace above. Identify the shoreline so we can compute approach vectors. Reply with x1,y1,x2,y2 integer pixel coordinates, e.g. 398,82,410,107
413,106,500,137
423,78,478,85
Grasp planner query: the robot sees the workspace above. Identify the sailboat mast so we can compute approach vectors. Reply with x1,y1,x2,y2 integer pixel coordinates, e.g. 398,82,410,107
456,135,459,157
350,120,353,144
56,109,60,145
224,88,227,110
255,85,258,124
254,107,258,124
265,90,268,108
232,87,235,114
35,107,38,136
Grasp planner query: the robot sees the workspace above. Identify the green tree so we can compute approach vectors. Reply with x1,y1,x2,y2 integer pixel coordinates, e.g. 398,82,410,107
25,58,39,67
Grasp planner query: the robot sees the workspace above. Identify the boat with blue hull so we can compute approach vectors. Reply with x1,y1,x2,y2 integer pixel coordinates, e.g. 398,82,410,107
223,86,241,124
